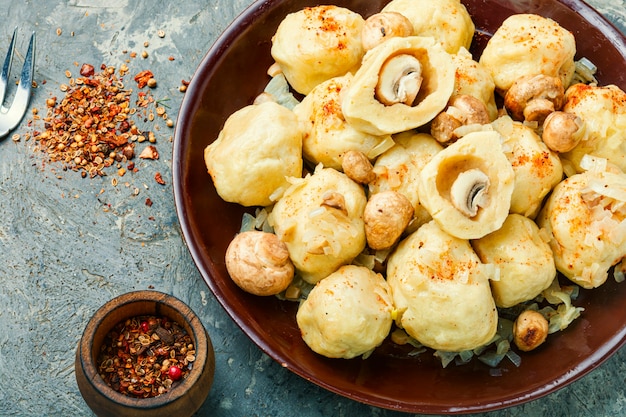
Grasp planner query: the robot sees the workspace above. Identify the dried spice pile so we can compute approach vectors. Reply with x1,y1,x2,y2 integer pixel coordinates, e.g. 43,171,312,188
97,315,196,398
32,63,162,179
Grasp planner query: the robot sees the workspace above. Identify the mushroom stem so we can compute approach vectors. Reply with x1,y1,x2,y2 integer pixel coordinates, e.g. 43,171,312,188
375,54,423,106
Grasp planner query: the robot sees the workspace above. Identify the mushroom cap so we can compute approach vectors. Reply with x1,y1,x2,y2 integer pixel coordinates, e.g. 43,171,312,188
361,12,413,51
296,265,394,359
541,111,585,153
268,165,367,284
342,36,456,136
204,101,303,207
364,190,414,250
270,5,365,95
381,0,475,54
472,214,556,308
417,130,515,239
513,310,549,352
225,231,295,296
387,221,498,352
503,74,564,122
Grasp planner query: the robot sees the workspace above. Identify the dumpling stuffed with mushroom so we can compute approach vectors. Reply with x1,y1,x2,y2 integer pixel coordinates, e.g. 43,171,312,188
271,5,365,95
296,265,394,359
479,14,576,94
560,83,626,174
417,130,515,239
268,165,367,284
292,74,395,170
381,0,474,54
472,214,556,308
204,101,303,207
492,116,563,218
342,36,456,136
387,221,498,352
537,165,626,289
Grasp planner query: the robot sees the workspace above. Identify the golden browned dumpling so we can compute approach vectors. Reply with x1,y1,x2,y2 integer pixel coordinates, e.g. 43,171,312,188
387,221,498,352
204,101,303,207
271,5,365,95
342,36,456,135
369,131,443,231
537,168,626,289
296,265,394,359
268,165,367,284
491,116,563,218
381,0,474,54
472,214,556,308
417,130,515,239
293,74,395,170
479,14,576,94
561,83,626,174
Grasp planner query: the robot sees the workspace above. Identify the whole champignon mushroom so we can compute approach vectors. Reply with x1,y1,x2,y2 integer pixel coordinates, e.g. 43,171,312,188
375,54,423,106
364,190,414,250
431,94,490,143
513,310,549,352
362,12,413,51
541,111,586,153
342,150,376,184
504,74,564,123
225,230,295,296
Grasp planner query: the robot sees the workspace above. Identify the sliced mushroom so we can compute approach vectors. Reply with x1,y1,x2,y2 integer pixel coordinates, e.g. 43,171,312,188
450,169,490,217
541,111,586,153
361,12,413,51
375,54,423,106
504,74,564,123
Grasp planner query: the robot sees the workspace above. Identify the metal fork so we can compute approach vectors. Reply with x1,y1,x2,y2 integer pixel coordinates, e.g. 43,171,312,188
0,28,35,139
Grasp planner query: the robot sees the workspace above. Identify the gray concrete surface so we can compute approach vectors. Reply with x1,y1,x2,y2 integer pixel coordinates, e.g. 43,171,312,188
0,1,625,416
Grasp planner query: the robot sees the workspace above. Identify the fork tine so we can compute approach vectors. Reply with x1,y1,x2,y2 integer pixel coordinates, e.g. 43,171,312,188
0,27,18,107
3,31,36,132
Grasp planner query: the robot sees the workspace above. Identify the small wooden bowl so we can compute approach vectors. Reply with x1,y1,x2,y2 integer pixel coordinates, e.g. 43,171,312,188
75,290,215,417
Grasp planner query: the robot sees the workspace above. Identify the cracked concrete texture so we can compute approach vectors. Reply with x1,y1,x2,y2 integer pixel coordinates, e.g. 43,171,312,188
0,1,625,416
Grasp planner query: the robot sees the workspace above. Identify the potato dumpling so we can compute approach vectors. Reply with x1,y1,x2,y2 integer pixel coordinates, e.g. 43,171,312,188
342,36,456,135
293,74,395,170
296,265,394,359
472,214,556,308
452,47,498,121
418,130,515,239
479,14,576,94
537,169,626,289
492,116,563,218
387,221,498,352
204,101,303,207
271,5,365,95
369,131,443,232
561,83,626,174
381,0,474,54
268,165,367,284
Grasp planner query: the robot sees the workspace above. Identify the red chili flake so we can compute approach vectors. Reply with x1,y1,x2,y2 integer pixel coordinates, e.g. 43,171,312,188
134,70,154,88
145,198,153,207
154,172,165,185
80,63,95,77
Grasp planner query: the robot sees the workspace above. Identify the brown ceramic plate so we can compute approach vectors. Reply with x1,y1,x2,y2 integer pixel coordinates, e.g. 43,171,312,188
173,0,626,413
